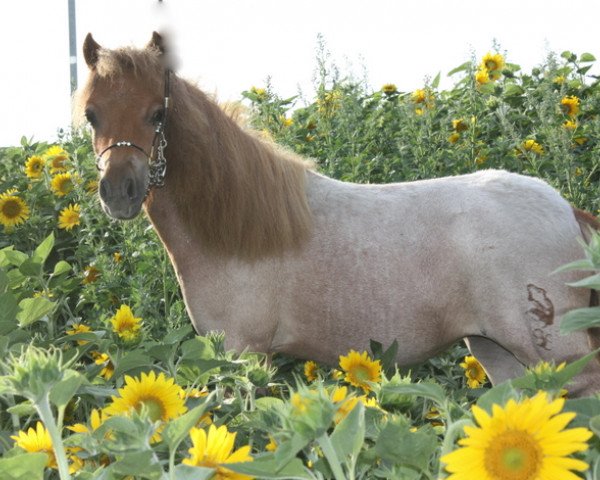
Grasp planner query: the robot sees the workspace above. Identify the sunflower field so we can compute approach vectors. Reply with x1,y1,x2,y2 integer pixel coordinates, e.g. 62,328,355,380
1,48,600,480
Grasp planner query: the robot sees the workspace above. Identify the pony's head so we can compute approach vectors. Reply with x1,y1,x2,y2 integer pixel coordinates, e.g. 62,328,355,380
76,32,170,220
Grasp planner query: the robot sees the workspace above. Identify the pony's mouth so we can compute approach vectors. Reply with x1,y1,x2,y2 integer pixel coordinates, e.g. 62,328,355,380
101,198,144,220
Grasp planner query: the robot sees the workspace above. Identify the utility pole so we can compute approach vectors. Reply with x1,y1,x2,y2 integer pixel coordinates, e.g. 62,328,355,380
68,0,77,94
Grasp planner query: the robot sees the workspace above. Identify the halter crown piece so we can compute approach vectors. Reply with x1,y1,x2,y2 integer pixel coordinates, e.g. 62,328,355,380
96,68,172,198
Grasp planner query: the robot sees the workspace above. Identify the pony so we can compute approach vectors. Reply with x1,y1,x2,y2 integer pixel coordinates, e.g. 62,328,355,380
76,32,600,396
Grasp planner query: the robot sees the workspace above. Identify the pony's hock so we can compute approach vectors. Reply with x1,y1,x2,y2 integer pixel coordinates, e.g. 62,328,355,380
77,32,600,396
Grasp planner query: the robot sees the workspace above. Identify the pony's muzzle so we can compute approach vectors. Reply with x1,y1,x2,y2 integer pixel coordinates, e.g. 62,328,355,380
98,166,147,220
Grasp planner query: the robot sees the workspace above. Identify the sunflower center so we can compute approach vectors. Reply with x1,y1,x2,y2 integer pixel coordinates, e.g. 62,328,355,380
2,199,21,219
354,365,372,383
136,397,165,422
485,60,498,70
485,430,542,480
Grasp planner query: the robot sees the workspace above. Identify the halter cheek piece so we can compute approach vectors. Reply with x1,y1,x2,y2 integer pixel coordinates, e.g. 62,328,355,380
95,69,172,199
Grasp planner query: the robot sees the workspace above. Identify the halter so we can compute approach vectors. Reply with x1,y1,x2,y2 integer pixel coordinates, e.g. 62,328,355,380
96,69,172,198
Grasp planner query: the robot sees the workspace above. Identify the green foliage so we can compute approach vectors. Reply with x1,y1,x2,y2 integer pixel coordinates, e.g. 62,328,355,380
1,46,600,479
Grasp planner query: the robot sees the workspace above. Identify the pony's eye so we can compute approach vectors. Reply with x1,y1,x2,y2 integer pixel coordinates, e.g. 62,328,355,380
85,109,97,127
150,109,165,126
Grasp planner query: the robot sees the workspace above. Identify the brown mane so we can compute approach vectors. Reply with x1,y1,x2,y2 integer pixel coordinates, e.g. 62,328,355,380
75,45,314,260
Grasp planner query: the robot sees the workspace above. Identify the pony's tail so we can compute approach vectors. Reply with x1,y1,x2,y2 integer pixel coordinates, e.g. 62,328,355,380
572,208,600,352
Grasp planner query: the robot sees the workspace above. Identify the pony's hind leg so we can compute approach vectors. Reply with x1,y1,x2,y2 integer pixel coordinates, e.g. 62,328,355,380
464,336,525,386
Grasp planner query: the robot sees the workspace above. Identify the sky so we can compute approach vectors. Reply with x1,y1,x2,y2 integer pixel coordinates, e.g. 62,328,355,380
2,0,600,147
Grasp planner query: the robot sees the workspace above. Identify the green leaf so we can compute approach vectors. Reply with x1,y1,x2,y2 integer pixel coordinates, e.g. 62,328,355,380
0,268,8,293
553,259,595,274
477,382,518,413
0,452,48,480
228,454,311,479
374,420,437,471
553,349,599,385
559,307,600,333
7,400,37,417
331,402,364,460
561,50,576,61
32,233,54,265
590,415,600,437
503,84,524,96
478,82,495,94
52,260,72,277
380,382,446,406
49,369,84,408
431,72,441,89
162,324,193,344
565,398,600,429
18,259,42,277
110,451,163,479
16,297,55,326
0,291,19,333
112,350,153,378
181,336,215,361
255,396,285,411
580,52,596,62
567,273,600,290
170,464,215,480
447,61,471,76
1,248,28,267
162,400,213,452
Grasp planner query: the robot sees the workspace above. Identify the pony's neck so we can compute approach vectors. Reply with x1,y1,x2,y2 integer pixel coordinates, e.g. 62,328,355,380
145,77,313,261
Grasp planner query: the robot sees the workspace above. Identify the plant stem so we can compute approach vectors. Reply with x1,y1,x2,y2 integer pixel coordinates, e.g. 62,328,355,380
437,418,472,479
36,395,71,480
317,433,346,480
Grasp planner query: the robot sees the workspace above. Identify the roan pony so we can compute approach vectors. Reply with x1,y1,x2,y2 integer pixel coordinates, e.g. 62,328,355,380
76,32,600,396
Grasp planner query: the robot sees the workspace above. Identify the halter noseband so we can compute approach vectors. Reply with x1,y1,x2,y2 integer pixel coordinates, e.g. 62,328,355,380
96,69,172,198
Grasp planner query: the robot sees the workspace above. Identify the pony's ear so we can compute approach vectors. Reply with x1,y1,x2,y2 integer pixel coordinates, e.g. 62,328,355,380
83,33,101,68
147,31,167,55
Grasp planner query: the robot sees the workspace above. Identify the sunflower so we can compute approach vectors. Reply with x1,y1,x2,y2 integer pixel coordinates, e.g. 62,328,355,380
25,155,45,179
250,86,267,98
82,265,101,284
66,323,92,345
460,355,487,388
265,435,277,452
561,96,580,117
105,371,186,426
412,89,427,103
44,146,69,173
452,119,468,132
50,172,74,197
91,352,114,380
58,203,80,230
382,83,398,94
475,69,490,85
67,408,108,434
481,52,505,74
442,391,592,480
563,119,577,130
330,386,361,424
522,139,544,155
304,360,319,382
182,424,254,479
339,350,382,392
448,133,461,144
0,193,30,229
11,421,56,468
86,179,99,193
113,251,123,263
110,304,142,342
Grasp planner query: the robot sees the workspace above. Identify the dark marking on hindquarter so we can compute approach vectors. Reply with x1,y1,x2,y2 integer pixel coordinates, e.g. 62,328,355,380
527,284,554,350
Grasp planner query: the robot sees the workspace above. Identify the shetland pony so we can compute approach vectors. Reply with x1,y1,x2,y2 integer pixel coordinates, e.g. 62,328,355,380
76,32,600,396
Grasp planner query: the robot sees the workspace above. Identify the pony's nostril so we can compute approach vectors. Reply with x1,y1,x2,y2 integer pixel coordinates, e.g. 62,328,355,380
99,178,110,201
125,178,136,200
